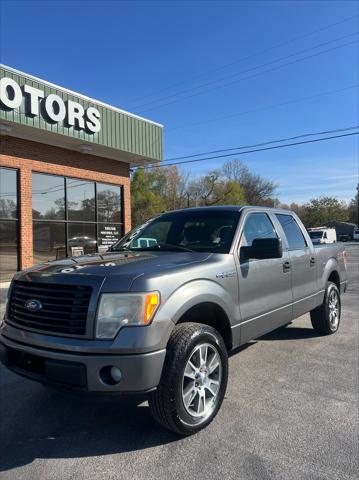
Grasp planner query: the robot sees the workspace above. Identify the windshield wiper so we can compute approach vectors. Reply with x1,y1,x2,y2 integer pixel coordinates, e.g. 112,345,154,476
109,246,133,252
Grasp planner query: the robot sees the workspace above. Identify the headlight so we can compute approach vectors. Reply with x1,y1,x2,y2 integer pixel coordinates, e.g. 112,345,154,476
95,292,160,339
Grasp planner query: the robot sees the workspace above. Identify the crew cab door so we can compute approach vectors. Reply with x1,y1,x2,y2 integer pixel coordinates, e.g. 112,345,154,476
274,213,318,318
235,212,293,344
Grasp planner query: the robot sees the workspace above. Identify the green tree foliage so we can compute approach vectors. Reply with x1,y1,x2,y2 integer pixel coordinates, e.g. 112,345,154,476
186,170,246,207
131,160,277,226
130,160,356,229
300,197,348,228
131,168,166,226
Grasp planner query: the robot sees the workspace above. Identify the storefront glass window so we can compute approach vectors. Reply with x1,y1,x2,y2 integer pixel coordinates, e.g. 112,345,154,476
97,183,122,223
0,221,18,282
32,172,123,262
0,167,17,219
32,173,65,220
0,168,18,282
67,179,95,221
33,222,66,264
68,223,97,256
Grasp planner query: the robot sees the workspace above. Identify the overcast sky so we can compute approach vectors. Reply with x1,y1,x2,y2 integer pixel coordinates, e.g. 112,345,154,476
1,0,358,204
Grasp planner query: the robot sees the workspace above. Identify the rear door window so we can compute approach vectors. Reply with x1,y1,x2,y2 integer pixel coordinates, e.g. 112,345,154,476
276,214,307,250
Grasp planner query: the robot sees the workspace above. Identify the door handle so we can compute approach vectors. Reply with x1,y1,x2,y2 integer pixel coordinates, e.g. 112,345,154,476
310,257,316,266
283,261,291,272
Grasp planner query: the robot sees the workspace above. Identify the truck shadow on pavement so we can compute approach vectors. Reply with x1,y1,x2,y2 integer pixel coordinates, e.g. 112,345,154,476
0,323,321,473
258,324,321,341
0,382,179,473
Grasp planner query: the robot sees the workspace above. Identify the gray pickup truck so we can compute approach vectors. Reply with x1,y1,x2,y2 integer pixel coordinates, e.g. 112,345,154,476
0,206,348,435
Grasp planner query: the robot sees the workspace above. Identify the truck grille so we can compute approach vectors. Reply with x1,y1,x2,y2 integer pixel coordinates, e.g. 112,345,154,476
8,281,92,336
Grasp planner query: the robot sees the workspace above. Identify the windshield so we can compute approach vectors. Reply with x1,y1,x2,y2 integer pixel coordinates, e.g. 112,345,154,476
308,231,323,239
111,210,241,253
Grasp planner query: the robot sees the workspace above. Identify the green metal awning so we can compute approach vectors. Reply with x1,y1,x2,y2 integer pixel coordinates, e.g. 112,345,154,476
0,65,163,164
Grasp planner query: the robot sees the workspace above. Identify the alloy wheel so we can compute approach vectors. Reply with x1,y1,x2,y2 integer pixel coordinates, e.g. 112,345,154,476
328,289,340,330
181,342,222,419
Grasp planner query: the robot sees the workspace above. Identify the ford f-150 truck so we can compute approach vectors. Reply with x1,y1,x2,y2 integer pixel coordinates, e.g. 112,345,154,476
0,206,348,435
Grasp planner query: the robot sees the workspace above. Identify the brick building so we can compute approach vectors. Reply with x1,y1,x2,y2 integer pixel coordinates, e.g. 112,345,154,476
0,65,163,283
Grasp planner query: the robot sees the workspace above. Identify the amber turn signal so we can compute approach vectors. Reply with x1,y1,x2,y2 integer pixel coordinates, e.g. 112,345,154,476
143,293,160,324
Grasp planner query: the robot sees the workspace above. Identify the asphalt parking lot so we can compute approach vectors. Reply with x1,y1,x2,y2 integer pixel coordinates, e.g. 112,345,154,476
0,244,358,480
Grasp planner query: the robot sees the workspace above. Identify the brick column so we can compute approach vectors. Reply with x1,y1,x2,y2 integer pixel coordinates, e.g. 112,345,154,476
19,166,33,269
123,179,132,233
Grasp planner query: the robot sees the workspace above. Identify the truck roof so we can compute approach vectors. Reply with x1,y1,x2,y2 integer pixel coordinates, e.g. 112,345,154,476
161,205,294,215
308,226,332,231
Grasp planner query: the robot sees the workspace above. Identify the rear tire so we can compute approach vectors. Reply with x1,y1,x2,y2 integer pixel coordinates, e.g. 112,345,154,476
310,282,341,335
148,322,228,435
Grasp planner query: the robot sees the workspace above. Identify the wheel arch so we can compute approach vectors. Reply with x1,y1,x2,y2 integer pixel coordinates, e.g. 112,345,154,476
176,302,233,351
319,255,340,293
157,280,236,351
328,270,340,290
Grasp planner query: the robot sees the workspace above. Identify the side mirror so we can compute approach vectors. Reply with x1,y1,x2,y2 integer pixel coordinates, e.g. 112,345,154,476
241,237,282,260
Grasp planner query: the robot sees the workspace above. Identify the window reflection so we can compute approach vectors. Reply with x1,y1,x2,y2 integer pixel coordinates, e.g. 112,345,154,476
32,173,65,220
0,168,17,219
241,213,278,247
30,173,123,262
33,222,66,264
0,221,18,282
97,183,121,222
276,214,307,250
67,179,95,221
68,223,97,256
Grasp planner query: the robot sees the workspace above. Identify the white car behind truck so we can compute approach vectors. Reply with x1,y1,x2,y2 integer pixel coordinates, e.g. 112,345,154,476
308,227,337,244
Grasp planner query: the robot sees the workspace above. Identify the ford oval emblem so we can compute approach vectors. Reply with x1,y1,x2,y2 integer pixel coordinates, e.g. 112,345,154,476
25,299,43,312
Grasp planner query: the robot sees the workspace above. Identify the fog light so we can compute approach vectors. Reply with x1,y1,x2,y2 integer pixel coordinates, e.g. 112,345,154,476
110,366,122,383
99,365,122,385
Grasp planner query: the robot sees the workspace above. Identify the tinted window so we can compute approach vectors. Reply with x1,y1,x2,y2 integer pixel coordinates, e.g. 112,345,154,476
276,214,307,250
68,223,97,255
308,231,323,239
67,179,95,221
0,167,17,219
33,222,66,264
113,211,240,253
241,213,278,247
132,221,172,248
97,183,122,222
0,221,18,281
32,173,65,220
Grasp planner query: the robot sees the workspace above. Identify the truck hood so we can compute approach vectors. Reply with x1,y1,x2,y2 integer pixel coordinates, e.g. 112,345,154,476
16,251,212,291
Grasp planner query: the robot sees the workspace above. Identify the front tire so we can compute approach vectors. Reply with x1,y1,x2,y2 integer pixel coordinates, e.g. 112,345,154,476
148,322,228,435
310,282,341,334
